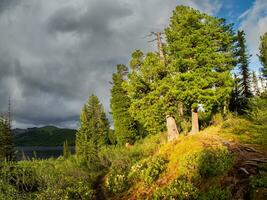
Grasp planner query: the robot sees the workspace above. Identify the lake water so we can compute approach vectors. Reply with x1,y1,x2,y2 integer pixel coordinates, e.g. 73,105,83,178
16,146,75,160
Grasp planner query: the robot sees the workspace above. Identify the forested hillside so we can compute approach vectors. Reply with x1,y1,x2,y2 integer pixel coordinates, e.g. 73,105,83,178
14,126,76,146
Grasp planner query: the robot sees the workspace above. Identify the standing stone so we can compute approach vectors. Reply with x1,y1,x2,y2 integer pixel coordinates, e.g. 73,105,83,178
166,115,179,141
191,109,199,134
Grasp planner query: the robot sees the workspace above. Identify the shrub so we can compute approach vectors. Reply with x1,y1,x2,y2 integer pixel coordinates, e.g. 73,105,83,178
0,161,39,193
180,119,191,135
199,187,231,200
152,177,199,200
104,172,129,193
198,147,233,178
128,156,168,185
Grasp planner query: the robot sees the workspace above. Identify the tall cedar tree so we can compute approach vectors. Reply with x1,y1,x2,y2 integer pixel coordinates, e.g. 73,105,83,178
76,95,110,161
165,6,234,133
236,30,253,101
110,64,140,145
126,6,234,134
0,117,14,161
258,32,267,80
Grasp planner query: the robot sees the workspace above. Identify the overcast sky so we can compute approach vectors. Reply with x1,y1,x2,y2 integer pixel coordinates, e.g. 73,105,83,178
0,0,266,129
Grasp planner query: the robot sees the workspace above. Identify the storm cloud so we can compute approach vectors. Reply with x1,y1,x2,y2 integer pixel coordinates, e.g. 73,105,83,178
0,0,221,128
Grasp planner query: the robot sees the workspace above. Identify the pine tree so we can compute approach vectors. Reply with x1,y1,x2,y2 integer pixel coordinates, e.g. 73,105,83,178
76,95,110,162
236,30,253,101
0,117,14,161
110,64,140,145
258,32,267,79
234,30,253,112
165,6,235,133
125,6,235,135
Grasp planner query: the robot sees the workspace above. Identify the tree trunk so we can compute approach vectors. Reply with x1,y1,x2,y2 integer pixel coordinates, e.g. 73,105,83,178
166,115,179,141
191,108,199,134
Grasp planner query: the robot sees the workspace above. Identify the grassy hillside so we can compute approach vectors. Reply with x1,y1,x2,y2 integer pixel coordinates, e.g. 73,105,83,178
1,95,266,199
14,126,76,146
1,115,266,200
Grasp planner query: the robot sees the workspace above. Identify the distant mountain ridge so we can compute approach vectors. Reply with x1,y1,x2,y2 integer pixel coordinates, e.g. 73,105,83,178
14,126,76,146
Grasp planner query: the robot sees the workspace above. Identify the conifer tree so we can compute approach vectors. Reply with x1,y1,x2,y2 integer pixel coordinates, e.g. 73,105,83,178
229,74,242,115
63,140,71,159
258,32,267,79
236,30,253,100
165,6,235,133
76,95,110,162
110,64,140,145
0,117,14,161
126,51,172,134
126,6,235,135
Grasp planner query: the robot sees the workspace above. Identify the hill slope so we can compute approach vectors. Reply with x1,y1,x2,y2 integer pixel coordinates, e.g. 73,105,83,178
97,115,267,200
14,126,76,146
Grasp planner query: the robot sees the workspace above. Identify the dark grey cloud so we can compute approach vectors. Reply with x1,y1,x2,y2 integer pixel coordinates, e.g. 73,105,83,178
0,0,221,128
0,0,19,15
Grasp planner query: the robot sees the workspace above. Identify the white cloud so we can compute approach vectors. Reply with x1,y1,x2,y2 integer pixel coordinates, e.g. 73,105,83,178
239,0,267,71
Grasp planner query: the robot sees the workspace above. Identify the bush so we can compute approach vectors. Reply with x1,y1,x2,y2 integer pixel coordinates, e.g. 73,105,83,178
199,187,231,200
198,147,233,178
247,95,267,125
104,172,129,193
0,161,39,193
128,156,168,185
180,119,191,135
152,177,199,200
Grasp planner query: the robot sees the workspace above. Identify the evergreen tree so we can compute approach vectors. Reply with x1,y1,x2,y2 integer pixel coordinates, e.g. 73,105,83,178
76,95,110,162
229,74,243,115
258,32,267,79
125,6,235,135
110,64,140,145
63,140,71,159
0,117,14,161
126,51,172,134
165,6,235,133
236,30,253,100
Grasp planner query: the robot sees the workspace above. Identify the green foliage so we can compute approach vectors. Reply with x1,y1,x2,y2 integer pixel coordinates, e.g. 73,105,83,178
129,156,168,184
198,148,233,178
152,177,199,200
125,6,235,134
15,126,76,146
166,6,234,113
110,64,141,145
105,172,129,194
199,187,231,200
63,140,71,159
76,95,110,166
258,32,267,79
249,172,267,200
222,94,267,146
233,30,253,113
247,94,267,125
250,174,267,189
0,157,98,200
0,117,14,161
